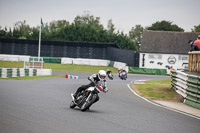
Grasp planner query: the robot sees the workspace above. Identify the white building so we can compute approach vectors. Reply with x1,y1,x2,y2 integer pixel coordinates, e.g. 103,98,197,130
140,30,200,74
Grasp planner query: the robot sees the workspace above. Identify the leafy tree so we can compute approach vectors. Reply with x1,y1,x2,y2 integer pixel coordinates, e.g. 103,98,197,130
129,25,144,44
73,12,103,30
28,27,39,40
107,19,115,34
0,26,12,38
13,20,32,39
0,12,139,51
191,24,200,32
147,20,184,32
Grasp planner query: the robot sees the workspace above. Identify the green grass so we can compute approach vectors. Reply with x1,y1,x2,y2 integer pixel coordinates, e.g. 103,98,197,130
0,61,118,80
0,75,65,80
133,78,179,100
0,61,24,68
0,60,118,73
44,63,118,73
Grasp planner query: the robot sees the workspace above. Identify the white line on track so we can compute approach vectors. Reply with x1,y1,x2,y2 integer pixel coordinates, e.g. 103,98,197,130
127,81,200,120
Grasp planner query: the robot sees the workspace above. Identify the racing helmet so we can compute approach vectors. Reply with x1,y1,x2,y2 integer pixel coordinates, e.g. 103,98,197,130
98,70,106,79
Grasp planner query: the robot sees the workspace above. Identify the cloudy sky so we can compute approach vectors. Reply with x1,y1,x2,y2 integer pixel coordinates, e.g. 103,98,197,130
0,0,199,34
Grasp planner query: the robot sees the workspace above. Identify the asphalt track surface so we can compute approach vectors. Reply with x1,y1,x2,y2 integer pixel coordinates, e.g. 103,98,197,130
0,73,200,133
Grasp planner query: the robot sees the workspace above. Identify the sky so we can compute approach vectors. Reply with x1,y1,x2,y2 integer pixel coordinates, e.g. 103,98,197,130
0,0,200,34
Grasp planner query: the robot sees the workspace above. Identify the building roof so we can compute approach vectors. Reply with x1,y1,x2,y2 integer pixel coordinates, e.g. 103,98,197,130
141,30,200,54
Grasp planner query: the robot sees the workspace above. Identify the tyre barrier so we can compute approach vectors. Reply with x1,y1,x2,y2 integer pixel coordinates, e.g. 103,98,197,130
66,74,79,79
0,68,52,78
171,70,200,109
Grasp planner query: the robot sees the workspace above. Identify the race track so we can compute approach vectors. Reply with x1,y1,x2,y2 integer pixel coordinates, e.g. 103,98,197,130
0,73,199,133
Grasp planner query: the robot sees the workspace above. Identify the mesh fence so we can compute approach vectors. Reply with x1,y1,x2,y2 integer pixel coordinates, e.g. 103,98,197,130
0,38,139,67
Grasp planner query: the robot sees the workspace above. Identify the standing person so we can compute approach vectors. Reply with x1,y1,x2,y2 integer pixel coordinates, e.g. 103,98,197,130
194,35,200,48
188,40,200,51
170,66,174,76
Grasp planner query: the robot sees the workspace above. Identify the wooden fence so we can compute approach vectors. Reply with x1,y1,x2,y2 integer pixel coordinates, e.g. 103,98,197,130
188,51,200,72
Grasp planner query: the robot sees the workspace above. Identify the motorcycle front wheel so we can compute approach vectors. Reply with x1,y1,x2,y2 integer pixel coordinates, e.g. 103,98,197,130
81,94,97,112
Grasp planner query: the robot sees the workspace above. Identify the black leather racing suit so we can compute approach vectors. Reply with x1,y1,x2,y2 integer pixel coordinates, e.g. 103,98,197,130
74,73,106,99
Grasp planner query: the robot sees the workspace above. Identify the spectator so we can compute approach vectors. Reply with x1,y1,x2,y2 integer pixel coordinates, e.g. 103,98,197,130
194,35,200,48
170,66,174,76
188,40,200,51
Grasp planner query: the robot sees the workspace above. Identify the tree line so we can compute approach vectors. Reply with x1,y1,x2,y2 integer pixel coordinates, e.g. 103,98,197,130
0,13,200,51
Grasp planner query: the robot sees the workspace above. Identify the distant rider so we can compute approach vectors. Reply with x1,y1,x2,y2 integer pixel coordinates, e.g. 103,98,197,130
73,70,108,100
106,69,112,75
106,69,113,80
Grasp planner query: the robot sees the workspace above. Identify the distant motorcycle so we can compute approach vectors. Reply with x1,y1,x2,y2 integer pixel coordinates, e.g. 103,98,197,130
70,80,108,112
119,70,127,80
107,70,113,80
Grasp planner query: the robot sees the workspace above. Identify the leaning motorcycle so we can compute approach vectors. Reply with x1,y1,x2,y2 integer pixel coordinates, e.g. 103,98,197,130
107,72,114,80
119,70,127,80
70,80,108,112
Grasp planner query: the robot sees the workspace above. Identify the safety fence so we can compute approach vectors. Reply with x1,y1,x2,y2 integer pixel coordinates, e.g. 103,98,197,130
0,38,140,67
61,57,128,71
0,68,52,78
171,70,200,109
0,54,169,75
0,54,61,64
129,67,167,75
0,54,30,62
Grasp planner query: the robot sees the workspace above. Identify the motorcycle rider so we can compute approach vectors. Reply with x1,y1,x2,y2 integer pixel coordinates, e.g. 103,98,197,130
118,68,123,77
118,68,127,80
106,69,113,80
72,70,108,101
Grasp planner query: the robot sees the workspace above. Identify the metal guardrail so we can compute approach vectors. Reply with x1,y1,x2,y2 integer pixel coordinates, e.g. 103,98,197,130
171,70,200,109
188,51,200,72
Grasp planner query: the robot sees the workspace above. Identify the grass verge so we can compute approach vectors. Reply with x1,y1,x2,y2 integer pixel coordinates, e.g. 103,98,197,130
0,75,65,80
0,61,118,73
0,61,118,80
44,63,118,73
132,78,182,101
0,61,24,68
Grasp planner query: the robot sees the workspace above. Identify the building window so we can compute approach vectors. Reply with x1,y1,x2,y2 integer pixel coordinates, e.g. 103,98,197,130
148,54,162,59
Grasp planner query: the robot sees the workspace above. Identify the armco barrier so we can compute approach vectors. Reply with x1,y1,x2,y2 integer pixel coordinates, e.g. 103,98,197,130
129,67,167,75
171,70,200,109
0,68,52,78
61,57,129,72
41,57,61,64
0,54,30,62
61,58,110,66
